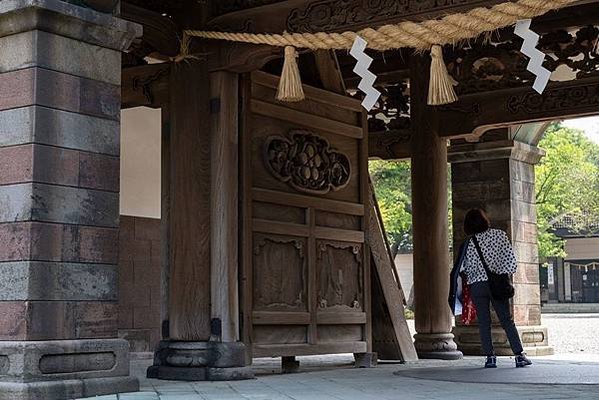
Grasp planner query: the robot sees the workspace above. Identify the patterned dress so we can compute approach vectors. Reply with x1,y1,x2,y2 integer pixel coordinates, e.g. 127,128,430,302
460,228,518,285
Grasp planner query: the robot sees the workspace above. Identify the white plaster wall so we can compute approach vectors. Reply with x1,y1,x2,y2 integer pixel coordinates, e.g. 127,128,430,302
120,107,161,218
565,237,599,261
395,253,414,306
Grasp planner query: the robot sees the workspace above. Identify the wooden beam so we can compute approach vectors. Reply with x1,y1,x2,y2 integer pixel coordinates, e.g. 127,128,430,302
207,0,508,34
313,50,346,94
121,63,170,109
438,75,599,138
369,130,411,160
369,185,418,361
121,2,180,58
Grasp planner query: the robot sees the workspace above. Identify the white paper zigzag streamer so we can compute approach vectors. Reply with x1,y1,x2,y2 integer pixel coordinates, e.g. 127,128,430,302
350,36,381,111
514,19,551,94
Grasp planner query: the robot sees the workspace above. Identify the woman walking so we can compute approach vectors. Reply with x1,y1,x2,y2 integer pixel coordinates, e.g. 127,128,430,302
450,208,532,368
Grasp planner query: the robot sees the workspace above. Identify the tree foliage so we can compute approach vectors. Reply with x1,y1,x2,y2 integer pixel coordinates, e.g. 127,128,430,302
370,122,599,262
535,123,599,259
369,159,413,253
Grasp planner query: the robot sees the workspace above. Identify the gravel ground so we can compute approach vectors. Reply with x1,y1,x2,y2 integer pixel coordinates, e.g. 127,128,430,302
405,313,599,355
542,313,599,355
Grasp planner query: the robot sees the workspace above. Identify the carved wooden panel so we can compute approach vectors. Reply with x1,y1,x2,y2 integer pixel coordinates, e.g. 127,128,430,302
253,234,307,311
317,241,363,311
264,130,351,195
242,71,369,358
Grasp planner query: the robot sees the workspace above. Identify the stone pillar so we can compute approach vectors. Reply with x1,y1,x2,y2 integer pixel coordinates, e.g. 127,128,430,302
0,1,140,399
450,137,552,356
410,54,462,360
146,65,252,381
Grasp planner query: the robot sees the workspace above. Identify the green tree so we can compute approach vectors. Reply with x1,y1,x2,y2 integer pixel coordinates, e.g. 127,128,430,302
369,160,453,254
536,123,599,259
369,159,413,253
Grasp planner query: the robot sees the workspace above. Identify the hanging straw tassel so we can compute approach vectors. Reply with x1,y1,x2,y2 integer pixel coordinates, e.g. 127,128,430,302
277,46,305,102
171,33,202,64
427,45,458,106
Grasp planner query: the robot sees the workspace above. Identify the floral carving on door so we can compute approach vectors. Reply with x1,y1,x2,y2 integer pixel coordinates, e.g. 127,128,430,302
264,130,351,195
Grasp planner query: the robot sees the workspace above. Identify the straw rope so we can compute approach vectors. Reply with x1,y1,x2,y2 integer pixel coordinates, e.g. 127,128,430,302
184,0,577,51
180,0,577,105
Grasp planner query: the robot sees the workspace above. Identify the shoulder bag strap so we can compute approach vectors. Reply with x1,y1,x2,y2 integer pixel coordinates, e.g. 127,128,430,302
472,235,492,276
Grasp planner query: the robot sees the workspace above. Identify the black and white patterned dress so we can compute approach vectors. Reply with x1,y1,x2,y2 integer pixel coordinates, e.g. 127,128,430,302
460,228,518,285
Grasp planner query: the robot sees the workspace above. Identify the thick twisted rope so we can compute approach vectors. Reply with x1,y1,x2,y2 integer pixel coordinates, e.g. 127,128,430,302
185,0,577,51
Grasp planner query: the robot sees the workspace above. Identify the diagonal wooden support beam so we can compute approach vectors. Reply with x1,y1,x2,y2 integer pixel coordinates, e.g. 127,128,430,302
314,50,346,95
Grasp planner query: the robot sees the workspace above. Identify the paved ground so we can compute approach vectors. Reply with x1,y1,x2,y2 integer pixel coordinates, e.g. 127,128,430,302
82,314,599,400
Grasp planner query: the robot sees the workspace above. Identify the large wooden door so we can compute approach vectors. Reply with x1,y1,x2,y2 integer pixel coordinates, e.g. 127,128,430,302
241,71,370,358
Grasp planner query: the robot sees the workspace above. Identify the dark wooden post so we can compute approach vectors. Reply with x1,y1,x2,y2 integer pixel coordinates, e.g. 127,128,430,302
210,71,242,343
410,53,462,360
147,63,252,381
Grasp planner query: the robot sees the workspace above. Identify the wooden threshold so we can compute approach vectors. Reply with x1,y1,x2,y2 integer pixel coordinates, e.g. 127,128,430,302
252,342,368,358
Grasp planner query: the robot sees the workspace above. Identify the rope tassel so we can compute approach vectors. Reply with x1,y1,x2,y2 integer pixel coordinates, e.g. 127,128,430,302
427,45,458,106
277,46,305,102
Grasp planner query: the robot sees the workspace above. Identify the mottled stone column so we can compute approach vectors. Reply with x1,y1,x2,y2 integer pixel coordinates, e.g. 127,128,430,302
449,136,553,356
0,1,141,399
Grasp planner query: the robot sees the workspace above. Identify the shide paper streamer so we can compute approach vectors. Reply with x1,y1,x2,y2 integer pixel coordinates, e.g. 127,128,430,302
350,36,381,112
514,19,552,94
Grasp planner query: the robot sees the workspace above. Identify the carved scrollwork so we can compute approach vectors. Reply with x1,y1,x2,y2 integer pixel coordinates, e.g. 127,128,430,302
507,83,599,115
254,236,305,257
253,235,306,310
445,25,599,95
264,130,351,195
316,241,363,311
286,0,482,32
349,80,411,134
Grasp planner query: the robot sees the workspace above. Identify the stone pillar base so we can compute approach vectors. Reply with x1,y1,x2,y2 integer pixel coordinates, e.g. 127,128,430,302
147,341,254,381
414,333,463,360
453,325,553,356
0,339,138,400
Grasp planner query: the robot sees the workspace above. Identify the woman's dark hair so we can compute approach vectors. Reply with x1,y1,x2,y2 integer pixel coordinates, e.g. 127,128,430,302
464,208,490,235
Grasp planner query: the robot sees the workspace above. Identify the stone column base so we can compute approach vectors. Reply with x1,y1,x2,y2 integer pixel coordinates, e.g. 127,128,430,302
453,325,553,356
147,341,254,381
0,339,138,400
413,333,464,360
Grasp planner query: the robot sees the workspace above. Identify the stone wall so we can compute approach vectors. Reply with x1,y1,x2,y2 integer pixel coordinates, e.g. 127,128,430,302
118,216,162,353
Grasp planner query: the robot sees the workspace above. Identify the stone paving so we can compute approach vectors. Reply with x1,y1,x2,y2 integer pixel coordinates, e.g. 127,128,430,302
82,314,599,400
84,355,599,400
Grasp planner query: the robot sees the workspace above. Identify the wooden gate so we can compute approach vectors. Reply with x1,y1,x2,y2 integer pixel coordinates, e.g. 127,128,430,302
241,71,370,358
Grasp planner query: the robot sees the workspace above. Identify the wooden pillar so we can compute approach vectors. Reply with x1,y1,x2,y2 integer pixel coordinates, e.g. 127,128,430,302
410,53,462,360
167,62,212,342
210,71,240,342
147,64,252,381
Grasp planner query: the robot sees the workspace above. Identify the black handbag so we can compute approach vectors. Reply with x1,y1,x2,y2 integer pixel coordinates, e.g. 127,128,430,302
472,235,515,300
